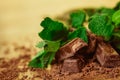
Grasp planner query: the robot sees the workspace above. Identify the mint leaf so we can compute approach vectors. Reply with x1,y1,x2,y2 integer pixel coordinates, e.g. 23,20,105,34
70,11,86,28
44,40,60,52
39,17,68,41
29,51,56,68
36,41,46,48
28,50,45,68
113,31,120,38
29,40,60,68
112,10,120,26
36,51,55,68
42,52,56,67
99,8,115,17
68,26,88,42
114,2,120,11
89,14,114,40
111,31,120,51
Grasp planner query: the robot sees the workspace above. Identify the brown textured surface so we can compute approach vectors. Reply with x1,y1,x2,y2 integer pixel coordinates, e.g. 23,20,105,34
1,42,120,80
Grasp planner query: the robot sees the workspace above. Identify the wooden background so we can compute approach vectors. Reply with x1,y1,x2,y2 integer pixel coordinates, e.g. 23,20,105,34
0,0,119,43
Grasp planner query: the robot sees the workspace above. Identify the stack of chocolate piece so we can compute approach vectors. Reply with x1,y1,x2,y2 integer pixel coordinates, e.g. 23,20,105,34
55,32,120,73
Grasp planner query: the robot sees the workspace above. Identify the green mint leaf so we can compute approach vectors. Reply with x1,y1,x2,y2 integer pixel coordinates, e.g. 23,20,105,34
28,51,54,68
112,10,120,26
39,17,68,41
28,50,45,68
29,40,60,68
36,51,56,68
113,31,120,38
28,52,58,68
70,11,86,28
99,8,115,17
42,52,56,67
111,31,120,51
28,57,44,68
36,40,60,51
88,13,99,21
44,40,60,52
33,50,45,60
68,26,88,42
36,41,46,48
89,14,114,40
114,1,120,11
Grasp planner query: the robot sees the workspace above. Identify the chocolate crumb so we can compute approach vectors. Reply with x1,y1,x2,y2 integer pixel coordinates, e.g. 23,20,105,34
1,42,120,80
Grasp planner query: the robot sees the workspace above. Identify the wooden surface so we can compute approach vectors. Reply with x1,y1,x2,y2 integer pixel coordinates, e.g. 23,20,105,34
0,0,119,43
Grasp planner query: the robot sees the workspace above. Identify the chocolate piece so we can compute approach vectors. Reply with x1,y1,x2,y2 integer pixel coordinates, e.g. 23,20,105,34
96,42,120,68
61,58,84,73
77,32,96,59
86,33,96,54
56,38,87,61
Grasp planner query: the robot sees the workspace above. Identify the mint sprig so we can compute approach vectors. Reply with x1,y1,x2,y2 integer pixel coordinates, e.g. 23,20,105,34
112,10,120,26
39,17,68,41
70,10,86,28
29,40,60,68
89,14,114,40
29,1,120,68
68,26,88,43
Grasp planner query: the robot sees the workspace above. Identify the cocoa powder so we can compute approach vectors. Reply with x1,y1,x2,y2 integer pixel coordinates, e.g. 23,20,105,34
1,42,120,80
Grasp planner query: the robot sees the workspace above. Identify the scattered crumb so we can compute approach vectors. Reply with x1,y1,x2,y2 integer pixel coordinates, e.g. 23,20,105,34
0,42,120,80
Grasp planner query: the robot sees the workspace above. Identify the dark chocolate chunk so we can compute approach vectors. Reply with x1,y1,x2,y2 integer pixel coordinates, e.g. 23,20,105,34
104,55,120,68
77,32,96,59
96,42,120,68
55,38,87,62
61,58,85,73
86,32,96,54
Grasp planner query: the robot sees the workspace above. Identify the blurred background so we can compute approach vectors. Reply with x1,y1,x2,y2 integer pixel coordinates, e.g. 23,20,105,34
0,0,119,43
